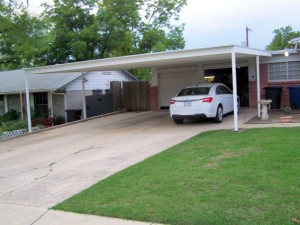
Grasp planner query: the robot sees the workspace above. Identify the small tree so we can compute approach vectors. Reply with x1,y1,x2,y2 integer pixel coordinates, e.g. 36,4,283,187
266,26,300,50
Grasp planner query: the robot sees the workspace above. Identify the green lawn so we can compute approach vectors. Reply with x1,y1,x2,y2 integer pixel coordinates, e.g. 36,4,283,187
53,127,300,225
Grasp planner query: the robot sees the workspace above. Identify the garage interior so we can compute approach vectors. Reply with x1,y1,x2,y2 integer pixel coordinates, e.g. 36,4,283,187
204,67,249,107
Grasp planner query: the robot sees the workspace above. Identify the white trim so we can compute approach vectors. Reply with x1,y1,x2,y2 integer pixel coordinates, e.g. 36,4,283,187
25,45,272,75
268,79,300,83
4,95,8,113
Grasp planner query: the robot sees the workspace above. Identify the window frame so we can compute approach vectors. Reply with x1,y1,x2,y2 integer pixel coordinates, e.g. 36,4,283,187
268,61,300,82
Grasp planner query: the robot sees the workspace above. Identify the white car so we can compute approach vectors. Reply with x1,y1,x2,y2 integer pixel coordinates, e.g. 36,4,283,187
169,83,239,124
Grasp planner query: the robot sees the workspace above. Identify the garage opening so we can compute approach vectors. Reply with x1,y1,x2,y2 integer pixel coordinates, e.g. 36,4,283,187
204,67,249,107
158,66,199,109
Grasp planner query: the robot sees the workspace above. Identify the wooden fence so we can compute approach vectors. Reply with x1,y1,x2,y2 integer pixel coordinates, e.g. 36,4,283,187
111,81,123,111
122,81,150,111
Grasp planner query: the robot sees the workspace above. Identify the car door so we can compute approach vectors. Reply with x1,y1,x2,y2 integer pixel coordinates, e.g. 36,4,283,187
221,85,233,113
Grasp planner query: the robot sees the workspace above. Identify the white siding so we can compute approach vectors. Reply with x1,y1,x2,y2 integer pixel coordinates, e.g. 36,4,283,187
66,90,93,110
52,94,65,117
66,71,133,91
7,94,21,112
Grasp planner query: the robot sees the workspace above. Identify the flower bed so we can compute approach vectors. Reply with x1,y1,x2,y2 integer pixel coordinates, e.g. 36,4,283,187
32,118,54,128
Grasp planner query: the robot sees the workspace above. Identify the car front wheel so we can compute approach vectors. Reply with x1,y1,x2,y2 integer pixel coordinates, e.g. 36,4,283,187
173,118,184,124
214,105,223,123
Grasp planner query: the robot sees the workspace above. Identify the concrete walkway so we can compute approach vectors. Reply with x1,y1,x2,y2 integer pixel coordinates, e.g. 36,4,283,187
0,109,299,225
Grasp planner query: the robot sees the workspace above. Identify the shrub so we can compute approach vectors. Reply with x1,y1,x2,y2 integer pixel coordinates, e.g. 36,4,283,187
0,109,20,123
53,115,65,125
32,118,53,127
0,120,27,132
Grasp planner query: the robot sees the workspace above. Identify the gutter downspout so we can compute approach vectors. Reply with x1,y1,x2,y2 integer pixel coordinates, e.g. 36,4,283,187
256,56,261,117
231,51,238,132
24,71,32,132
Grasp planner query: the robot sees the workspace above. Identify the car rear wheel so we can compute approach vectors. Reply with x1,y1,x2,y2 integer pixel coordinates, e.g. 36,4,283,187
214,105,223,123
173,118,184,124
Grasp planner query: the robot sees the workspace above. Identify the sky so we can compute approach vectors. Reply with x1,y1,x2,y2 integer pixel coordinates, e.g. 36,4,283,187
180,0,300,50
26,0,300,50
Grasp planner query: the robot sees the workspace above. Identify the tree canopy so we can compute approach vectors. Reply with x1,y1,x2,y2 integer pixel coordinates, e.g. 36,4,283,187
0,0,50,70
0,0,187,78
266,25,300,50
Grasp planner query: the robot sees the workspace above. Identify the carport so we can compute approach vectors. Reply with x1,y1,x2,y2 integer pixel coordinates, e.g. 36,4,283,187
24,45,271,132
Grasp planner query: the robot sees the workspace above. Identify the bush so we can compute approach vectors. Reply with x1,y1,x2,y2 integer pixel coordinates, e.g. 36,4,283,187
53,115,65,125
0,109,20,123
0,120,27,132
32,118,53,127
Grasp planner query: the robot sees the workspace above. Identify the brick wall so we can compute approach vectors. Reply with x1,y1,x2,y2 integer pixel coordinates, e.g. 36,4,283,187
149,86,158,110
249,64,300,108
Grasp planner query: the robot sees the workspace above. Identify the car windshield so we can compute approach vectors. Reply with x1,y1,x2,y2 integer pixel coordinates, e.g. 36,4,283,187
177,87,211,96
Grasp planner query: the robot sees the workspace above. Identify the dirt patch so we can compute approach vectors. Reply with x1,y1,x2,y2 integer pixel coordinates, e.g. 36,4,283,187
245,109,300,124
203,150,242,168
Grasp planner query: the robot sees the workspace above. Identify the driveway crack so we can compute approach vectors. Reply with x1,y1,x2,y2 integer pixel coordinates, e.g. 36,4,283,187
30,209,49,225
0,144,101,199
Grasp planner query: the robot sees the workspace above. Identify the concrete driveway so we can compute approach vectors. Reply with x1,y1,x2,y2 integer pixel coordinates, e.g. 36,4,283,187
0,109,280,225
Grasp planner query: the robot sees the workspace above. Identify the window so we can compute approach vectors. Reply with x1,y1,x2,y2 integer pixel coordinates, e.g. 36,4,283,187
34,93,48,118
177,87,210,96
216,85,232,95
0,95,4,115
269,61,300,81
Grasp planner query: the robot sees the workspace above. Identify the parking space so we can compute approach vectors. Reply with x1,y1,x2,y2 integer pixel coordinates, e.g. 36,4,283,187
0,110,256,224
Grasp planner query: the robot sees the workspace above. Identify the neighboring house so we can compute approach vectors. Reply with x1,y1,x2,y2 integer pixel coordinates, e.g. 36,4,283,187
0,70,137,121
64,70,137,111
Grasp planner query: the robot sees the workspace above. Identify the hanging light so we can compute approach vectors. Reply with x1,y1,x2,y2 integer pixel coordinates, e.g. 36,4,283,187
284,49,289,57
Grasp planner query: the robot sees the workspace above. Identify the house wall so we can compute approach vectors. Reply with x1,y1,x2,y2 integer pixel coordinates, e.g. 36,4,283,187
65,71,136,111
7,95,21,112
66,90,93,110
52,94,65,117
149,86,158,111
249,53,300,108
66,71,134,92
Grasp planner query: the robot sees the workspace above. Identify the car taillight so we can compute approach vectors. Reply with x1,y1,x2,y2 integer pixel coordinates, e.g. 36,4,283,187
170,100,175,104
202,97,213,103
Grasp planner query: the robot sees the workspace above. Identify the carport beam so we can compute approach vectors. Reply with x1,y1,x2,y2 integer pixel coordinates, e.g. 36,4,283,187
231,52,238,132
256,56,261,117
24,71,32,133
81,72,87,119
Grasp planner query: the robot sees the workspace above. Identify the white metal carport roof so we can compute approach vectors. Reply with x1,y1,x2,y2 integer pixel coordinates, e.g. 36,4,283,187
25,45,271,74
23,45,272,132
